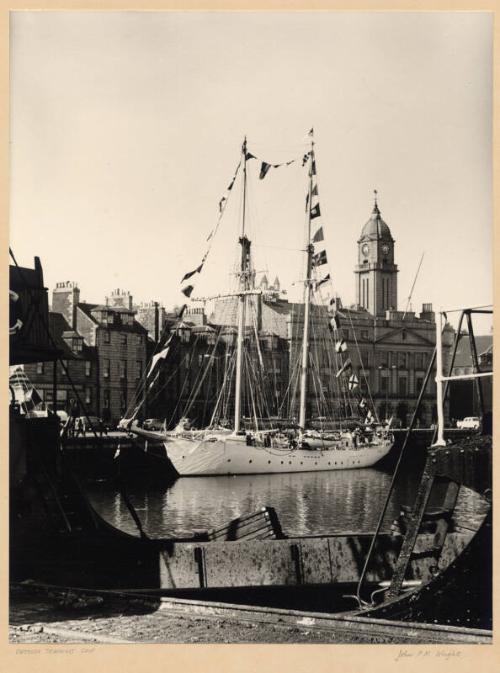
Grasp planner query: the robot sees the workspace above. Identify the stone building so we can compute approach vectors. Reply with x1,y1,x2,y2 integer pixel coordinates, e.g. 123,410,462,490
76,304,148,424
147,305,290,427
49,283,148,424
205,197,454,427
135,300,166,342
23,312,99,414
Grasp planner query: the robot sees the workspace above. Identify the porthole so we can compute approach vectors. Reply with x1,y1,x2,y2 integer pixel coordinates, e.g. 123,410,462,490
268,460,271,464
289,461,292,465
300,462,303,465
281,461,284,465
249,460,252,464
227,459,231,462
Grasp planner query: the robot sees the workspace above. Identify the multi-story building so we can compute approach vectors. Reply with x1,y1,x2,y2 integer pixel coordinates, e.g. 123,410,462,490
135,300,166,342
49,283,148,424
206,198,454,427
23,312,99,414
146,304,290,427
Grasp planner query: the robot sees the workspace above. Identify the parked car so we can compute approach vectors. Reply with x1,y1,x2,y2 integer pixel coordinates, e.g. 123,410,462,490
75,415,109,434
456,416,480,430
143,418,165,432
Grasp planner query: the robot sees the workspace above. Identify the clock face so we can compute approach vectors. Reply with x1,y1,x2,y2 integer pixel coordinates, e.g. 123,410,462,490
361,244,369,256
382,244,390,255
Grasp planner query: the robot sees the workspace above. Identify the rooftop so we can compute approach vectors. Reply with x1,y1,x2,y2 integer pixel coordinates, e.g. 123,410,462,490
359,200,393,241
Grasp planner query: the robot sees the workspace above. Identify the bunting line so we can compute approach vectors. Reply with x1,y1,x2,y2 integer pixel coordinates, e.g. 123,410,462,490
180,157,243,297
336,358,352,378
181,140,314,298
147,335,173,376
335,339,347,353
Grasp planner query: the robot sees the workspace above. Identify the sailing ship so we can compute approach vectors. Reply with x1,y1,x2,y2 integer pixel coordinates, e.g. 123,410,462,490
131,132,394,475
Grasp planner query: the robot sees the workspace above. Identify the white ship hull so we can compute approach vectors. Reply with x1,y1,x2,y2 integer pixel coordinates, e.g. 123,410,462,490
164,432,393,476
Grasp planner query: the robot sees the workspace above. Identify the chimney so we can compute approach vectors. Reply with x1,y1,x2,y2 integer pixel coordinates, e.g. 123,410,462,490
420,302,435,322
52,281,80,328
106,288,133,310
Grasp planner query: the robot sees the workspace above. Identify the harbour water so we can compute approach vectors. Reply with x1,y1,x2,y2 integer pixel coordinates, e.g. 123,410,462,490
86,451,487,538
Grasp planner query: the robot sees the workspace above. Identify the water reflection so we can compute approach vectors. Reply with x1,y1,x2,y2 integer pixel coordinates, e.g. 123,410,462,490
88,466,431,538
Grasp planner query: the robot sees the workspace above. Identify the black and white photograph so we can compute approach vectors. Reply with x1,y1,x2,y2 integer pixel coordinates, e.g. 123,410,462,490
8,10,493,650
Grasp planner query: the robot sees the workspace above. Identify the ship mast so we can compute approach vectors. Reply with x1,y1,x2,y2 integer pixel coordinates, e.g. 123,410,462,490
234,138,250,433
298,134,315,435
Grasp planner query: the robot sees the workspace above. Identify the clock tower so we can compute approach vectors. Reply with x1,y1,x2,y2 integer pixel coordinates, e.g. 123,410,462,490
355,192,398,316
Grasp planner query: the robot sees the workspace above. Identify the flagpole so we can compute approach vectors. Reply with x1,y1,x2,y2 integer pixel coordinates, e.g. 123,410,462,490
298,131,314,436
234,137,249,433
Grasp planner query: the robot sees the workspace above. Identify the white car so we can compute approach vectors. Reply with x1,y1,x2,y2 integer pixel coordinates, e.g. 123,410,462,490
456,416,480,430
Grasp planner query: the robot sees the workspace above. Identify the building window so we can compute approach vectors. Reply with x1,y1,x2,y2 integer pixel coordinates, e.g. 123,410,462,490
85,361,91,376
380,375,388,392
85,388,91,405
36,362,44,374
104,331,110,344
137,334,142,346
361,330,369,341
121,334,127,346
136,360,142,379
103,390,110,409
56,389,67,403
415,352,423,369
103,359,110,378
398,352,407,369
399,377,407,396
119,360,127,379
416,377,424,394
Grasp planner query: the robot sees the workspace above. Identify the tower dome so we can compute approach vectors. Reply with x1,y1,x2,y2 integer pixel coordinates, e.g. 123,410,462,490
355,191,398,316
359,197,393,242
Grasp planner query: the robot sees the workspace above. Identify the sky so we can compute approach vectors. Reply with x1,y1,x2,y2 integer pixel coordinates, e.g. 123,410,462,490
9,11,493,334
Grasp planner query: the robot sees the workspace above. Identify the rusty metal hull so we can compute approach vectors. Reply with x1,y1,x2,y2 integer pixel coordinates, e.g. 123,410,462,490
358,510,492,630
